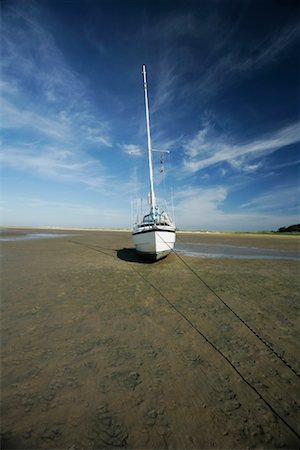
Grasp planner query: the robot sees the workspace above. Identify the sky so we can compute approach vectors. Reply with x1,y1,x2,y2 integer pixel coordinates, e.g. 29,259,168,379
1,0,299,231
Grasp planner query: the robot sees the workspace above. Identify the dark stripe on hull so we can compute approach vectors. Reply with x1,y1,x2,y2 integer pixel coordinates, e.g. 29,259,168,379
132,228,176,236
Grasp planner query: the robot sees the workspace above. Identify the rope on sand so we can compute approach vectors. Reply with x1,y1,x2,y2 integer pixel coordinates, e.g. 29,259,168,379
170,244,300,379
127,258,300,443
68,239,300,443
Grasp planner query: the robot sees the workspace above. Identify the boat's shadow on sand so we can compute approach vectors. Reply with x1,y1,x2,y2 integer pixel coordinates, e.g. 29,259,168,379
117,248,156,264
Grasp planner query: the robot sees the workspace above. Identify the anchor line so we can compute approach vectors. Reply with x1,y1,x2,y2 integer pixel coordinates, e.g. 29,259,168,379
128,261,300,443
68,239,300,442
157,233,300,379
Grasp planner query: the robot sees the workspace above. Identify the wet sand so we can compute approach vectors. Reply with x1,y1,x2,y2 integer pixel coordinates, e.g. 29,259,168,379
1,230,300,449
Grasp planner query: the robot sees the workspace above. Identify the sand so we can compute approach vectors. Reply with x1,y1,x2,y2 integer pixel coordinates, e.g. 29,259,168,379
1,230,300,449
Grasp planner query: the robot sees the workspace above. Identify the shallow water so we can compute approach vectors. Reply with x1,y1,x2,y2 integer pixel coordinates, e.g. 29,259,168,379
175,242,300,261
0,232,75,242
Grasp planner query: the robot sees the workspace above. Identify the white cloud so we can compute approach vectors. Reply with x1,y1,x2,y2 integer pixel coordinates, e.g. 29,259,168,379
151,59,181,114
147,13,299,105
0,145,106,188
0,80,19,96
0,7,118,199
139,12,299,109
240,162,263,173
238,24,300,72
1,98,71,140
183,121,300,173
174,186,299,231
1,8,113,148
191,23,300,98
122,144,143,157
86,126,112,147
174,186,227,229
2,6,86,105
241,186,300,212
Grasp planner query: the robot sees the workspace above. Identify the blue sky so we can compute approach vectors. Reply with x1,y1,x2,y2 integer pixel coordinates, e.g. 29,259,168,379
1,0,299,231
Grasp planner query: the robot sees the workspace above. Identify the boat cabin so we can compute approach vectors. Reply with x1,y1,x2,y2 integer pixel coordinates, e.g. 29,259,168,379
141,211,171,227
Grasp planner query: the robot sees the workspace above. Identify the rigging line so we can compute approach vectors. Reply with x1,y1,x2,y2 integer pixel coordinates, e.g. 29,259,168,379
67,239,300,441
126,262,300,443
158,234,300,379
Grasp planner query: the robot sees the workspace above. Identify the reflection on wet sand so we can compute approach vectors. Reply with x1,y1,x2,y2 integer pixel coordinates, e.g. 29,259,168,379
175,242,300,261
0,232,76,241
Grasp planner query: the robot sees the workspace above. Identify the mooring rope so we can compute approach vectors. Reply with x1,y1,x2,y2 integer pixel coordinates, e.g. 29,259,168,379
68,238,300,442
159,233,300,379
128,261,300,443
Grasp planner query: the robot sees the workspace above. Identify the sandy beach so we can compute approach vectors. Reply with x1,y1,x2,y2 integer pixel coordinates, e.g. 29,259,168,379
1,229,300,449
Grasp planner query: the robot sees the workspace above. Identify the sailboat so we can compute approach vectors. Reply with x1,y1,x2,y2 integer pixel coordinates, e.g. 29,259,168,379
132,64,176,261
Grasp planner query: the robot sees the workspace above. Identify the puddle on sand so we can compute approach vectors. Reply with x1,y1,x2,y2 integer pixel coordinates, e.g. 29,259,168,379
175,242,300,261
0,233,76,242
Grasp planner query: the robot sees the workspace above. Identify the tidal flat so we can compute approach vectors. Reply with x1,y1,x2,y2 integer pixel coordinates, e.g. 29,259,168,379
1,229,300,449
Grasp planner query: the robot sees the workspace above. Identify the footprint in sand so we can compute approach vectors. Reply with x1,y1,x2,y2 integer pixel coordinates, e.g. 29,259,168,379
86,404,128,448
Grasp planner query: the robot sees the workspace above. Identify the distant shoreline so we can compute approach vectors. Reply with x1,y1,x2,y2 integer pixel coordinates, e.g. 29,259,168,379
0,226,130,232
1,226,299,236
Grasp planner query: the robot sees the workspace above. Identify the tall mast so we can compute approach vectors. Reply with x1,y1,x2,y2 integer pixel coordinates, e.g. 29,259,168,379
142,64,156,213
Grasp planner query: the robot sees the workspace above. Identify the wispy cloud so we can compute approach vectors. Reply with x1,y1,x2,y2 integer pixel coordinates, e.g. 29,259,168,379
2,5,86,106
149,11,299,103
237,24,300,72
240,185,300,213
131,11,299,145
151,59,182,114
122,144,143,157
0,144,106,188
174,186,299,231
0,88,114,189
138,12,199,114
183,121,300,173
1,7,112,147
1,2,299,231
1,6,116,195
1,97,72,140
191,22,300,97
86,126,112,147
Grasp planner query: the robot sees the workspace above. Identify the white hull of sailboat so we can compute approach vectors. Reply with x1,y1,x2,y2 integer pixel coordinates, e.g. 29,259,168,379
132,228,176,261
